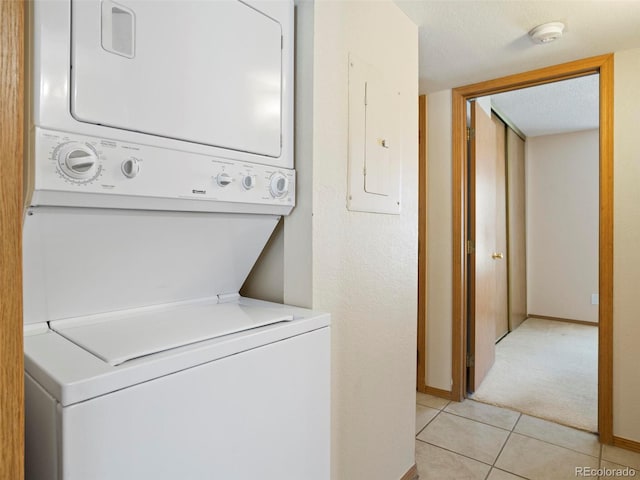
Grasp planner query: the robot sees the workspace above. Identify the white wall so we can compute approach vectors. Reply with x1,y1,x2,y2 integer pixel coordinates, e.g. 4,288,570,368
288,1,419,478
248,3,419,475
526,130,599,323
425,48,640,444
477,95,492,117
613,47,640,442
426,90,453,391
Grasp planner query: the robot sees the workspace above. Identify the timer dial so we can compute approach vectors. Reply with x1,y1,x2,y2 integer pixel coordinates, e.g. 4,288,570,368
269,172,289,199
56,142,101,181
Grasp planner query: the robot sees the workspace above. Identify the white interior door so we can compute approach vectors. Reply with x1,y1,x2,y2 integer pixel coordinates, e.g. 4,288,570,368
71,0,283,157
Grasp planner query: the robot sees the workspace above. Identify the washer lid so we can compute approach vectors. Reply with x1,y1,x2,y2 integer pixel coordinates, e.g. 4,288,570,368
49,301,293,366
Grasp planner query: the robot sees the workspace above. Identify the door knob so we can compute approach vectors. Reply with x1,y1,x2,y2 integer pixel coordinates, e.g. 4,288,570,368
492,252,504,259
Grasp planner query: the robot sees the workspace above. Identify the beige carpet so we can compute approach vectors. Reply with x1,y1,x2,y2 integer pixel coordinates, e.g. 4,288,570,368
471,317,598,432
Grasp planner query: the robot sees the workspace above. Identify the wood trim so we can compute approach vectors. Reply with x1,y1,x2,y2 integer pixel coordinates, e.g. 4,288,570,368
423,385,454,401
452,54,612,98
400,463,418,480
0,1,25,479
613,436,640,454
451,54,614,442
417,95,427,392
598,53,615,445
451,88,466,402
528,314,598,327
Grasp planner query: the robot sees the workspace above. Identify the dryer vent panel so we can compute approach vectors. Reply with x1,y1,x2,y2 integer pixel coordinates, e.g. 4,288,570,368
347,53,402,214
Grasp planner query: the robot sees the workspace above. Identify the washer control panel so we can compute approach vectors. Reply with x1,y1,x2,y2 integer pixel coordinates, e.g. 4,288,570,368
32,129,295,209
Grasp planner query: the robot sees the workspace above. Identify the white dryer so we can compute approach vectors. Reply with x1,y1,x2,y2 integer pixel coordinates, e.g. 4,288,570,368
23,1,330,479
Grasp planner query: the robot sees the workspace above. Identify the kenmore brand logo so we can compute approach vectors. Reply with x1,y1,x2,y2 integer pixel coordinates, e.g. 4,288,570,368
192,189,206,194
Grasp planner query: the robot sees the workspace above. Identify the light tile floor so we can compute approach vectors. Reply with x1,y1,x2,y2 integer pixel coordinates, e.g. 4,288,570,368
415,393,640,480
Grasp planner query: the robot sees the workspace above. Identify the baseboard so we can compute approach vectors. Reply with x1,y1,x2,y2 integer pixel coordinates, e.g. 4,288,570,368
528,314,598,327
400,463,418,480
423,385,454,400
613,436,640,454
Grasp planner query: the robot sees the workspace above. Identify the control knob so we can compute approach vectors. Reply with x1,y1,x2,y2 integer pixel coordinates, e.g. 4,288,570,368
56,143,100,181
242,174,256,190
121,158,140,178
216,172,233,187
269,172,289,199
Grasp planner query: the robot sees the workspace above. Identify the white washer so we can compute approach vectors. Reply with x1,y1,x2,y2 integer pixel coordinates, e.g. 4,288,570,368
25,297,330,480
23,1,330,479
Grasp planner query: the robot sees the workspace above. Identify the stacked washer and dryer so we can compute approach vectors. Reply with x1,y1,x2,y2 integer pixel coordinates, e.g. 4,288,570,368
23,1,330,479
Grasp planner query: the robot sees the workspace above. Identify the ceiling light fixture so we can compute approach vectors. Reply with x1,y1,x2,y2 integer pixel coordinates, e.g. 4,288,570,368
528,22,565,44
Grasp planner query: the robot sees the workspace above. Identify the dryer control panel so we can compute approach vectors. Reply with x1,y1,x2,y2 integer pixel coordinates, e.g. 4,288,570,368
29,128,295,214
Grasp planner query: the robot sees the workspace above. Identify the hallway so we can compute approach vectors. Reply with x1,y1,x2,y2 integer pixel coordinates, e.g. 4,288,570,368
471,317,598,432
415,393,640,479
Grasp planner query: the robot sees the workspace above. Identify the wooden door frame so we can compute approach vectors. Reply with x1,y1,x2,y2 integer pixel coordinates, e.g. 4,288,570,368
1,1,25,478
450,54,614,443
417,95,427,392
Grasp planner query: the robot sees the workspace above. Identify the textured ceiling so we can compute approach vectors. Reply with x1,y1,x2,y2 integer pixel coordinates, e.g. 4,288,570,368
489,74,599,137
395,1,640,93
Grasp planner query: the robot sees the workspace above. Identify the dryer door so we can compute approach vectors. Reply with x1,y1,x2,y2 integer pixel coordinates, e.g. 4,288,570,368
71,0,282,158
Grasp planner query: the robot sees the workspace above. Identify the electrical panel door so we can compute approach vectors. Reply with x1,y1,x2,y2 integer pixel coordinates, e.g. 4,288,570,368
347,54,401,215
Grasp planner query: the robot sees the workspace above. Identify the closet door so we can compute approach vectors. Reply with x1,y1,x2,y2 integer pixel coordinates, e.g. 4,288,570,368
507,128,527,331
493,115,508,341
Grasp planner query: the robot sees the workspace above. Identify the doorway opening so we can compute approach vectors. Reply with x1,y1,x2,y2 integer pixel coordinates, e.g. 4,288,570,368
466,75,599,432
450,54,613,443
